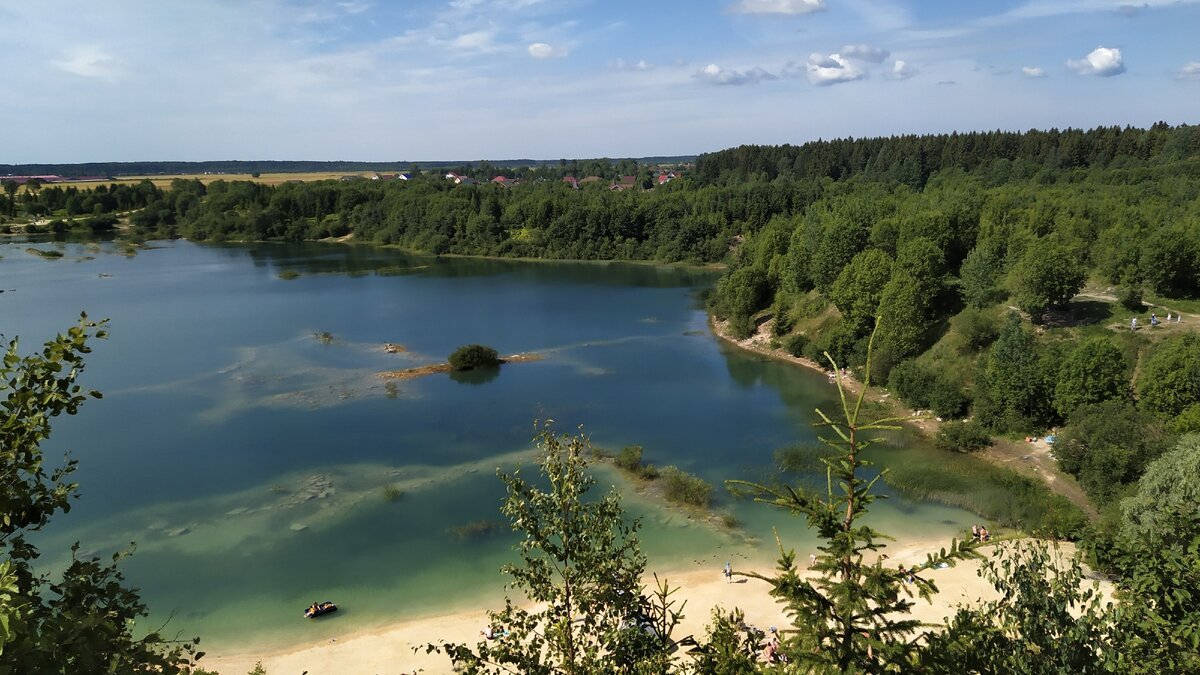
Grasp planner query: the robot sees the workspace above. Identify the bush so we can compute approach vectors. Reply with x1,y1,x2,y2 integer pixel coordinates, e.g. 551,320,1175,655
929,379,971,419
1173,404,1200,434
958,308,999,352
615,445,644,472
449,344,502,371
783,333,809,357
727,314,756,339
771,301,796,337
888,360,935,410
660,466,713,508
935,420,992,453
1118,286,1144,312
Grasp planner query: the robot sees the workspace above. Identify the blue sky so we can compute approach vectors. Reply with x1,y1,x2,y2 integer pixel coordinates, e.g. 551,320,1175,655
1,0,1197,163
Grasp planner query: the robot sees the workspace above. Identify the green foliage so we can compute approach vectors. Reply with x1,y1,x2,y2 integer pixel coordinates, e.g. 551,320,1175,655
874,270,935,376
1137,333,1200,418
1010,239,1086,321
614,445,644,473
935,420,991,453
1139,222,1200,298
1118,285,1145,312
1,317,202,674
886,360,968,418
829,249,893,335
782,333,809,357
1052,336,1131,417
716,265,769,319
1054,400,1173,505
428,426,680,673
691,609,761,674
449,344,502,371
1173,403,1200,434
1120,434,1200,548
659,466,713,508
959,242,1006,308
956,307,999,352
923,542,1117,673
728,332,980,672
928,378,970,419
382,484,404,502
977,315,1057,431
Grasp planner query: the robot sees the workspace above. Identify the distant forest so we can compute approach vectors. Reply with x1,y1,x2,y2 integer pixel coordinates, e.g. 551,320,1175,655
0,156,697,179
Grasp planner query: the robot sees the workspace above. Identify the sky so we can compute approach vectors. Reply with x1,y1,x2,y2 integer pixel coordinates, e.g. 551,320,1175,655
1,0,1198,163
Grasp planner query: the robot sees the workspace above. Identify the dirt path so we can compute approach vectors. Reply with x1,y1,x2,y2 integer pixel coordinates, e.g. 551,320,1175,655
708,317,1099,519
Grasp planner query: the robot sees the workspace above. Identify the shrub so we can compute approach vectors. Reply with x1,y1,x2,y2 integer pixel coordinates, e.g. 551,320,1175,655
958,308,999,352
935,420,992,453
449,344,502,371
727,314,756,339
771,301,796,337
929,379,971,419
1118,286,1144,312
1173,404,1200,434
783,333,809,357
615,445,644,472
888,360,935,410
660,466,713,508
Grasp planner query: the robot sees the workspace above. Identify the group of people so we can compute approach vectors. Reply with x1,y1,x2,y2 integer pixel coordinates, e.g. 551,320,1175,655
1132,312,1183,330
756,626,786,664
970,524,991,542
480,624,509,640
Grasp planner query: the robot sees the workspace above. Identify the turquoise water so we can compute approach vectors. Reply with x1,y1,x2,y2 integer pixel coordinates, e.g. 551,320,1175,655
2,239,974,652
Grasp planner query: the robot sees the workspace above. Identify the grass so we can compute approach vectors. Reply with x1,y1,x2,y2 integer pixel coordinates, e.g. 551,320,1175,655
659,466,714,508
19,172,372,192
278,269,301,280
879,447,1087,538
24,247,63,259
446,519,501,541
313,331,334,344
382,484,404,502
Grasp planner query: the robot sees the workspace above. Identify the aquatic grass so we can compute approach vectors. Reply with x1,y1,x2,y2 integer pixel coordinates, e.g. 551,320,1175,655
278,269,300,280
382,484,404,502
660,466,713,508
446,519,501,541
878,450,1086,538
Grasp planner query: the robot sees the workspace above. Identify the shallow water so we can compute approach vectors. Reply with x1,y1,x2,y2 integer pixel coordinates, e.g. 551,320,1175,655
2,239,975,652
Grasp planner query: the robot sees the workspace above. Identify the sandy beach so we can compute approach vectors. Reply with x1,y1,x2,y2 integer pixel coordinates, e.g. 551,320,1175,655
203,537,1092,674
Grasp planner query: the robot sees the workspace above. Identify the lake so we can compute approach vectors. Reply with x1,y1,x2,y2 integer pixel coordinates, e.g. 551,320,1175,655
1,239,974,652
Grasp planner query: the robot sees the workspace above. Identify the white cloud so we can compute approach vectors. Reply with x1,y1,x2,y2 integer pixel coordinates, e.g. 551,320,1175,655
611,58,653,71
840,44,889,63
1066,46,1125,76
695,63,776,85
805,52,866,86
1179,61,1200,80
527,42,566,58
1022,66,1046,78
450,30,497,51
52,47,125,81
889,59,917,80
728,0,825,15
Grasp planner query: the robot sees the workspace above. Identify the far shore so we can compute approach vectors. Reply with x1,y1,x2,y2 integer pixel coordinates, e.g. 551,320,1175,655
204,536,1087,675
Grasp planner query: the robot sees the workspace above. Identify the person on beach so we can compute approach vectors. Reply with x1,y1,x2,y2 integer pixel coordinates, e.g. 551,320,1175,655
971,524,980,541
1131,317,1138,331
980,527,991,542
724,561,732,583
808,554,817,568
1151,313,1160,327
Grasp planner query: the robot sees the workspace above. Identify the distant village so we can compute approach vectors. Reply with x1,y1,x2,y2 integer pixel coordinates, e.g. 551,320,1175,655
338,168,687,192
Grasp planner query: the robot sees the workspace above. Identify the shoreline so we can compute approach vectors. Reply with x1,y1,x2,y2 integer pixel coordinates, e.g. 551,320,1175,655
707,316,1098,517
203,534,1041,675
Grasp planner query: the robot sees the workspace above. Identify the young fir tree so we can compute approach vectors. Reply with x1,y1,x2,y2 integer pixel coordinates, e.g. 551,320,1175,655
727,329,980,673
428,425,683,674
